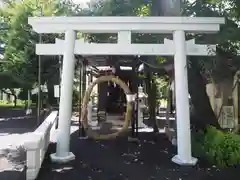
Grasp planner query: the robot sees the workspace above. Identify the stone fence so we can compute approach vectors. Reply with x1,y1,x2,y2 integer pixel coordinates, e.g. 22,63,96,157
24,111,58,180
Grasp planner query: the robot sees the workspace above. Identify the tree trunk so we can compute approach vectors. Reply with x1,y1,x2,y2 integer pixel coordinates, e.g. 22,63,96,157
14,95,17,107
1,89,17,107
145,69,159,132
150,80,159,132
188,60,221,130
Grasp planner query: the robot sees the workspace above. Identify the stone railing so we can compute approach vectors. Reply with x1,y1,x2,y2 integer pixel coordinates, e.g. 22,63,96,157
24,111,58,180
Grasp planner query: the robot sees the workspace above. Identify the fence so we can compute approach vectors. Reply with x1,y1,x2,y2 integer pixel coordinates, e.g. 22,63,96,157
24,111,58,180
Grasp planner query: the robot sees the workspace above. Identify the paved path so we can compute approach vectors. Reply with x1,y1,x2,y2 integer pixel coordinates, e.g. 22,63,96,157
37,121,240,180
0,107,39,180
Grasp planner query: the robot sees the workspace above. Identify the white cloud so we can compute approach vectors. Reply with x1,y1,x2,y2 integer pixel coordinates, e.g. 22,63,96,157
72,0,90,4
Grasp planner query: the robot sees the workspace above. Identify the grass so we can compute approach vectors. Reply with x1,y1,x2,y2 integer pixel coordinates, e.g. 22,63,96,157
0,100,26,108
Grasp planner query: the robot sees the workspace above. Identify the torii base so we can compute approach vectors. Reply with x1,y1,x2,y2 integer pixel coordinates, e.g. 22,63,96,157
171,155,198,166
50,152,75,164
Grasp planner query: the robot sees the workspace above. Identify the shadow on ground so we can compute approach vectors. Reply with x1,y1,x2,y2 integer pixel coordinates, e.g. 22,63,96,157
37,130,240,180
0,107,38,134
0,170,25,180
0,107,50,134
0,107,29,118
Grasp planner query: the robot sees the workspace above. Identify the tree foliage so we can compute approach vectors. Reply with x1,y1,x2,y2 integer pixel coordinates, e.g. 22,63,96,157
83,0,240,83
0,0,76,88
0,0,239,127
77,0,240,129
183,0,240,83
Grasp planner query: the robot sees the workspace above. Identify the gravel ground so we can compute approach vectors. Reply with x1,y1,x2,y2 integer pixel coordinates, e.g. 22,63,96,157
37,126,240,180
2,110,239,180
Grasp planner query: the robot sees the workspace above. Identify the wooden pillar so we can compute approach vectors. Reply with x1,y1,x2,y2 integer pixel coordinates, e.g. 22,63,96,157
97,71,108,121
78,60,85,137
145,61,158,133
233,71,240,132
130,58,138,138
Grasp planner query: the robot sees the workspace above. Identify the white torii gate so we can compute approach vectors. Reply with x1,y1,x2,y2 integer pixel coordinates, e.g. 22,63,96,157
29,16,225,166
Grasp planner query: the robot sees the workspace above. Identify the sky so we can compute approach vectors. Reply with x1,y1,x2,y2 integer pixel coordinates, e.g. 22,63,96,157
0,0,91,7
71,0,90,8
72,0,90,4
0,0,91,6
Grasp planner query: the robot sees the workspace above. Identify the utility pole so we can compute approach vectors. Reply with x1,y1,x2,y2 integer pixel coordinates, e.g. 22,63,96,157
37,4,43,125
58,55,62,105
78,60,84,137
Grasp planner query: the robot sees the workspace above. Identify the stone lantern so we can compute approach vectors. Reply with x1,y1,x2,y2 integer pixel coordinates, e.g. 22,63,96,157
137,85,148,128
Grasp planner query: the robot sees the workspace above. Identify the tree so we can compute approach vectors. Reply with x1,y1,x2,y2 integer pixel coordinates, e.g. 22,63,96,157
148,0,240,130
0,0,78,104
80,0,240,130
183,0,240,130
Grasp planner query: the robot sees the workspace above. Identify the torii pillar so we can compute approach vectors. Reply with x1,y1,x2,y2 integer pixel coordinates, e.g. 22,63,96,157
172,30,194,164
50,30,76,163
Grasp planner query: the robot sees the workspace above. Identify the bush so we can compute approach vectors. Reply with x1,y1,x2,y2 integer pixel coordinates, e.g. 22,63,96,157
192,126,240,167
0,100,25,107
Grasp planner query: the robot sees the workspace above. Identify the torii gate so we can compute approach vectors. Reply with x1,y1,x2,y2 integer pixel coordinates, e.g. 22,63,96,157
29,16,225,166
